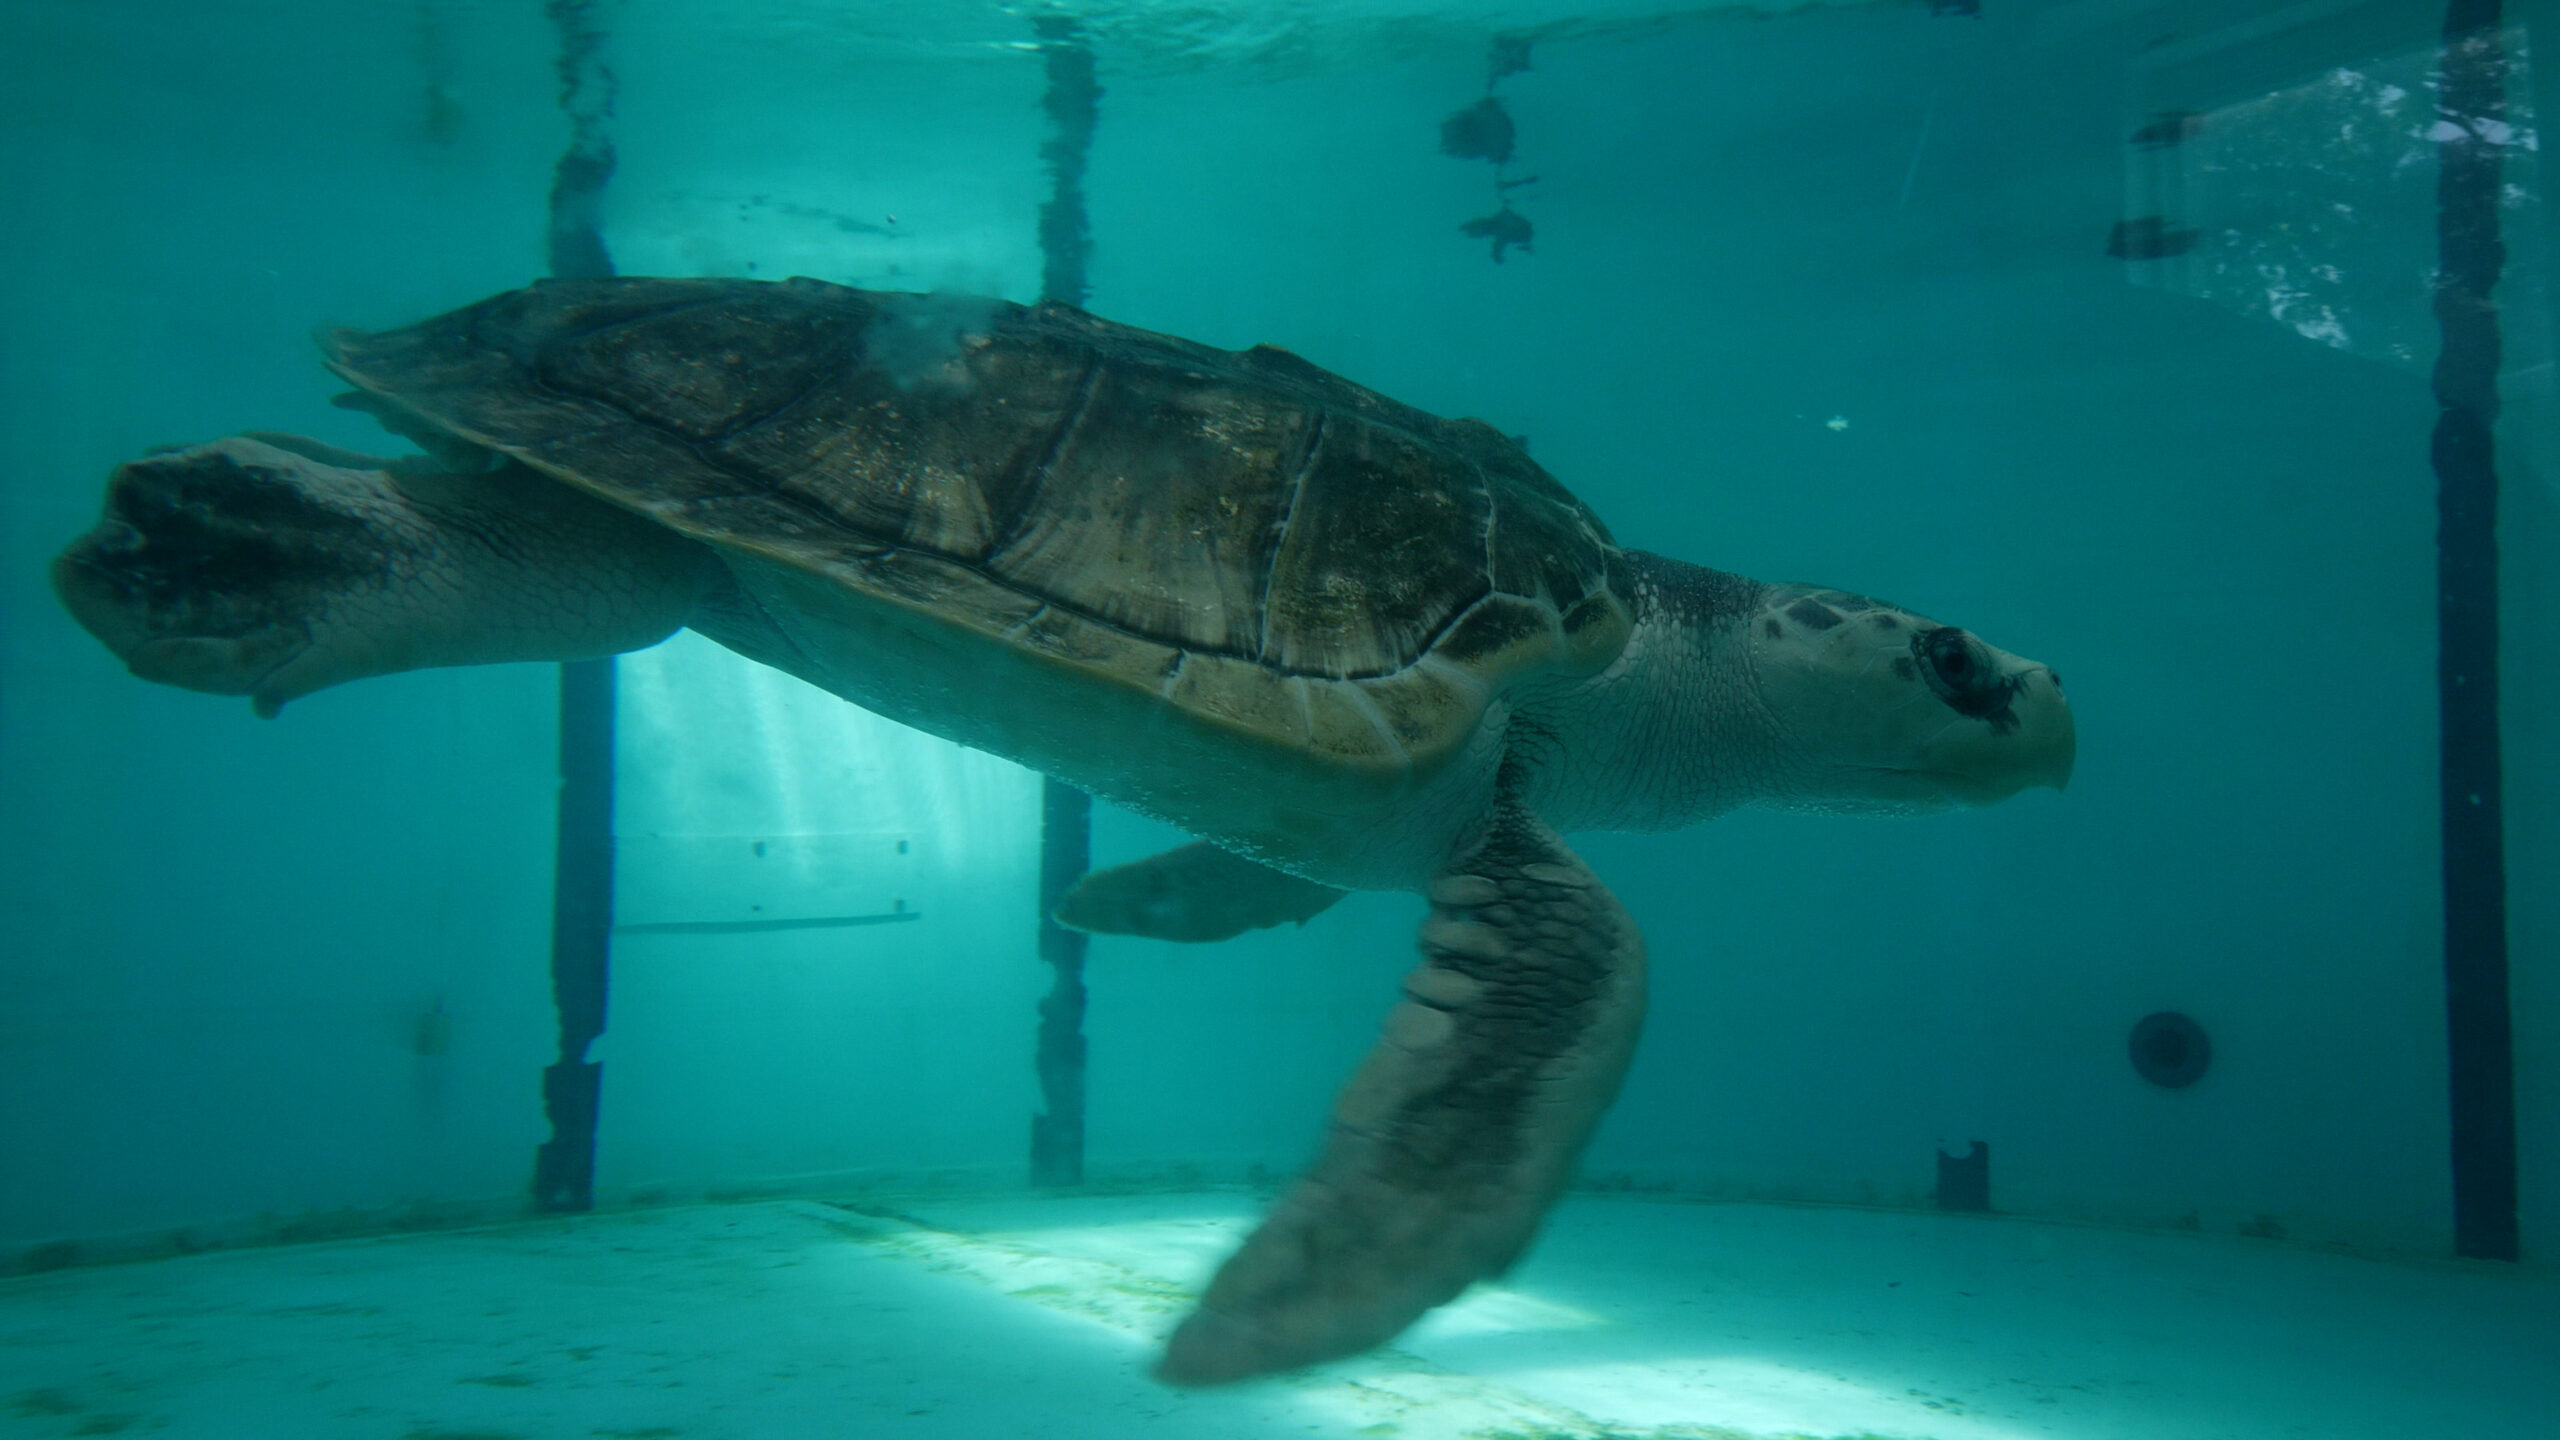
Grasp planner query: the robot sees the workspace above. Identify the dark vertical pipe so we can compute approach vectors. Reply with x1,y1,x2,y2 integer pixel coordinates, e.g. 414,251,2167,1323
2430,0,2517,1263
1035,15,1099,310
531,0,620,1215
1028,15,1101,1189
542,0,618,285
535,659,616,1211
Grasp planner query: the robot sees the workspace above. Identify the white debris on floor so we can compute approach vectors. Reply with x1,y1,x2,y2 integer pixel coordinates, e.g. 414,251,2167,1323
2,1193,2552,1440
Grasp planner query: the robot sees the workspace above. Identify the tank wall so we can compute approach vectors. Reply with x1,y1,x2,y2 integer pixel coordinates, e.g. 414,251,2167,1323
2513,15,2560,1269
1,0,2549,1273
2514,385,2560,1268
1537,6,2449,1249
0,2,574,1252
594,637,1046,1200
573,14,1055,1207
0,4,1072,1256
1072,0,2550,1259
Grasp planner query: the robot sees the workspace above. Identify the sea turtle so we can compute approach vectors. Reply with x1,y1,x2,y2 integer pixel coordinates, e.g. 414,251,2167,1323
52,277,2074,1384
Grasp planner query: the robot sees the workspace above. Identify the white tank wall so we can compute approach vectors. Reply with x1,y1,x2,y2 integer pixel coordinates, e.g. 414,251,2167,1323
595,634,1046,1200
1068,2,2552,1260
2508,0,2560,1278
0,3,1073,1259
2,0,2549,1273
572,8,1059,1209
2512,391,2559,1269
0,1,574,1254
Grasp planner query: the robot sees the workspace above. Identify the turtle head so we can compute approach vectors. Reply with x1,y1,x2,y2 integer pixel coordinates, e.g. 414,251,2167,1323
1746,583,2074,813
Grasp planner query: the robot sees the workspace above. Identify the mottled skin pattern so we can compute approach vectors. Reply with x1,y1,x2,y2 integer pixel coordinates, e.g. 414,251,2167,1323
51,278,2074,1387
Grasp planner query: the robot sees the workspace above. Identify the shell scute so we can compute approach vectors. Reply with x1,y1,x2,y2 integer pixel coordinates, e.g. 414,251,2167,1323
536,293,857,440
324,277,1632,768
987,357,1314,658
1261,418,1489,677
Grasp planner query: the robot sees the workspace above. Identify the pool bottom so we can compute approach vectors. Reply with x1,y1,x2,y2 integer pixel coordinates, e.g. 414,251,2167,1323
1,1191,2550,1439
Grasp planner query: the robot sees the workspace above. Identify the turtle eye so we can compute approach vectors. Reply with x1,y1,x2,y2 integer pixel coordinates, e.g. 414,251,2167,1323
1912,627,2024,731
1914,626,2015,718
1917,627,1980,688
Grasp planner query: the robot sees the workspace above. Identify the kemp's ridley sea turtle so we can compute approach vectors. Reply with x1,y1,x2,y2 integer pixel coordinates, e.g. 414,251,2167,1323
53,277,2074,1385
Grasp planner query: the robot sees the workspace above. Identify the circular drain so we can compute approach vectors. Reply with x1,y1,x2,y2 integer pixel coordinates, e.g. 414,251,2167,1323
2129,1011,2212,1088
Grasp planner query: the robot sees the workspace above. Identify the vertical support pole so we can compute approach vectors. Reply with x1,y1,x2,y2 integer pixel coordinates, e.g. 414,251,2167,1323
2431,0,2517,1262
532,0,620,1215
536,659,616,1211
1035,15,1099,310
1028,15,1101,1188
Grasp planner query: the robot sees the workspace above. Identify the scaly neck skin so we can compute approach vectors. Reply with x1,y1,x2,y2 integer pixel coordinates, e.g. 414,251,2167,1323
1516,551,1790,834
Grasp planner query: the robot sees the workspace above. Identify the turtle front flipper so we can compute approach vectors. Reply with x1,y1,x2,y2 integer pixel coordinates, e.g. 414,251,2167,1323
53,435,721,716
1156,806,1647,1385
1055,842,1346,943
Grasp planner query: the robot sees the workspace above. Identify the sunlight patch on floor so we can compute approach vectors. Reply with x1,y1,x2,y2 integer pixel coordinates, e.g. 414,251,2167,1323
1482,1358,2049,1440
4,1193,2552,1439
817,1197,2049,1440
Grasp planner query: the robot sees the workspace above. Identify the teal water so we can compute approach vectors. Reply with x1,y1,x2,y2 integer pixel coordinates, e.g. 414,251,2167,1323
1,2,2554,1436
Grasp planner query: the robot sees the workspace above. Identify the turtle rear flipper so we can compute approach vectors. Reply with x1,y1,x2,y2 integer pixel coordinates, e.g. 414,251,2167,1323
1055,842,1345,943
1156,804,1646,1384
52,435,719,716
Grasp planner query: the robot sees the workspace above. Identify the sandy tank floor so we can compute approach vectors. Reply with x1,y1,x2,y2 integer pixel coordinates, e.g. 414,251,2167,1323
2,1192,2552,1439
